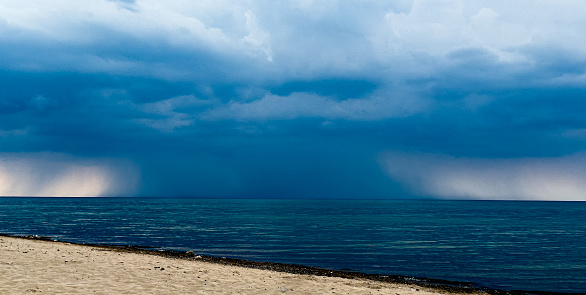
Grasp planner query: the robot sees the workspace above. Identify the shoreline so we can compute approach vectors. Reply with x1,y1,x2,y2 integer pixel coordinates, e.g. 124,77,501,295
0,234,571,295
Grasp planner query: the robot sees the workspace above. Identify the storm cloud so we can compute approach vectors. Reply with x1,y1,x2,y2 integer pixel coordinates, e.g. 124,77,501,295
1,1,586,199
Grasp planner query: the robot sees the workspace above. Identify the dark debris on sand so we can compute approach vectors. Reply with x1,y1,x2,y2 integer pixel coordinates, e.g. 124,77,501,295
2,234,577,295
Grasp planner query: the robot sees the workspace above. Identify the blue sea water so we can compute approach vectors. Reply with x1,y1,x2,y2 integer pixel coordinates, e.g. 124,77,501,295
0,198,585,293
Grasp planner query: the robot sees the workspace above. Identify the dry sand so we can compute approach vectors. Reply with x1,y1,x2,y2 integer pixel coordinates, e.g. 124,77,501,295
0,236,480,295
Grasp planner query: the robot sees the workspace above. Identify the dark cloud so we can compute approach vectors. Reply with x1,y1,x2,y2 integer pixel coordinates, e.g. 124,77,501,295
2,1,586,199
268,79,378,100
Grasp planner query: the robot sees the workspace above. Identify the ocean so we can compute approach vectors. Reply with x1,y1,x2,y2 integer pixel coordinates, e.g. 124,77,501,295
0,198,584,293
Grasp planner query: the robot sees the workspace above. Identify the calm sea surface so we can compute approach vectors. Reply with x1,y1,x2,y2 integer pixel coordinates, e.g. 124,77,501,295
0,198,584,293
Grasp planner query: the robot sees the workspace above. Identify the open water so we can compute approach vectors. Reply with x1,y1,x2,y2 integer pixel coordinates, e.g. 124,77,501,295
0,198,585,293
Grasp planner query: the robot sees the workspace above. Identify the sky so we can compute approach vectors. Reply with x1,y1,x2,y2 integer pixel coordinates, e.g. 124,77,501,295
1,0,586,200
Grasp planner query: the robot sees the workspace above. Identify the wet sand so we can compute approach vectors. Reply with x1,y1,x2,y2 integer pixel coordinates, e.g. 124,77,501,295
0,235,498,295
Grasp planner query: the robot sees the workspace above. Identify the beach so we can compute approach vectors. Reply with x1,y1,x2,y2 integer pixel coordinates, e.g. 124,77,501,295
0,236,480,295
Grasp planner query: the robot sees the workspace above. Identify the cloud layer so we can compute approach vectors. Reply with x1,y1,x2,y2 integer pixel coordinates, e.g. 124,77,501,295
381,152,586,200
1,1,586,199
0,153,139,197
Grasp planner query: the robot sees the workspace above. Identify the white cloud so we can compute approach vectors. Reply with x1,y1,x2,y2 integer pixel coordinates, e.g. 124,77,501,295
0,0,271,75
0,0,228,45
242,10,273,62
132,95,216,132
380,0,586,65
0,153,140,197
200,91,426,121
380,151,586,201
2,0,586,78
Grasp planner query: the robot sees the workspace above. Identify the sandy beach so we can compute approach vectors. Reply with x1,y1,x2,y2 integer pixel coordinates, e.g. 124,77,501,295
0,235,485,295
